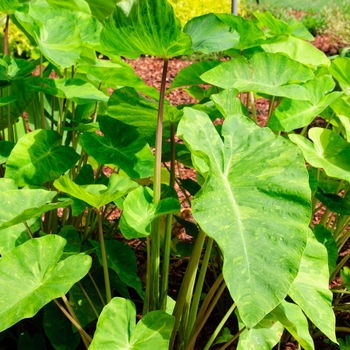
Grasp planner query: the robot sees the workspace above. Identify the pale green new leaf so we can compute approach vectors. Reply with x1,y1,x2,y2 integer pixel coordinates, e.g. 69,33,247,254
262,36,329,68
329,57,350,92
0,178,72,231
54,174,138,209
268,76,342,132
0,235,92,332
100,0,192,59
288,232,336,343
183,13,239,54
5,129,80,187
178,108,311,327
271,301,314,350
289,128,350,182
85,0,116,21
80,115,154,179
201,53,313,100
89,297,175,350
120,186,180,239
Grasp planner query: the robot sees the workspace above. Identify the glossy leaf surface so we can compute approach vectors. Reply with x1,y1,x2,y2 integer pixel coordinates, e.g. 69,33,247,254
262,36,329,68
184,14,239,54
201,53,313,99
100,0,192,59
0,235,92,332
89,297,175,350
5,129,80,186
80,115,154,179
288,233,336,342
178,108,311,327
0,178,72,230
268,76,342,132
120,186,180,239
54,174,138,208
289,128,350,182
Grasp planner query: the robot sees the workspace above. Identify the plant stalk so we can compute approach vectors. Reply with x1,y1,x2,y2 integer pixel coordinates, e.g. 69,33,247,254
147,58,168,312
3,14,10,56
97,208,112,303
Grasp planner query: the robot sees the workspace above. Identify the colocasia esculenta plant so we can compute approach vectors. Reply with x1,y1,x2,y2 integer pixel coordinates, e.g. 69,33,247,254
1,0,350,349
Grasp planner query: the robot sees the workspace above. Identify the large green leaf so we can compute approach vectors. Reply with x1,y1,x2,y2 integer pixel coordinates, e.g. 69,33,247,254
167,60,222,92
0,0,21,13
120,186,180,239
100,0,192,59
288,232,336,342
216,14,266,50
0,234,92,332
262,36,329,68
289,128,350,182
92,240,143,296
267,76,342,132
28,77,108,104
0,217,39,255
85,0,116,21
54,173,138,208
271,301,314,350
89,297,175,350
329,57,350,93
5,129,80,186
107,87,174,145
178,108,311,327
0,178,72,231
183,13,239,54
0,58,36,81
80,115,154,179
201,53,313,100
254,11,313,41
237,311,283,350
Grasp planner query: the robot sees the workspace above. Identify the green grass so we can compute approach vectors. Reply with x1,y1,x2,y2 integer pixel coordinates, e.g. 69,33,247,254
246,0,348,12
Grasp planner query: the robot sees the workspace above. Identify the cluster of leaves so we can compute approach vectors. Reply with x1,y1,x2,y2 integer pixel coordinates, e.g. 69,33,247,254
1,0,350,349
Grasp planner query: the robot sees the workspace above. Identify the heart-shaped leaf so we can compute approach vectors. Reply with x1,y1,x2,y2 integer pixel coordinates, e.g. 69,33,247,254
268,76,342,132
289,128,350,182
54,173,138,208
201,53,313,99
80,115,154,179
178,108,311,327
100,0,192,59
183,13,239,54
120,186,180,239
262,36,329,68
0,178,72,231
0,234,92,332
5,129,80,186
89,297,175,350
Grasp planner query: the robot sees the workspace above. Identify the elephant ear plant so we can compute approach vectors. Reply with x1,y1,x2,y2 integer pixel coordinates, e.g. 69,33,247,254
0,0,344,349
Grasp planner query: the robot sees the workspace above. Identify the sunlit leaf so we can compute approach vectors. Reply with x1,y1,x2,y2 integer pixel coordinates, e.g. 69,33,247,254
89,297,175,350
5,129,80,186
100,0,192,59
0,235,92,332
178,108,311,327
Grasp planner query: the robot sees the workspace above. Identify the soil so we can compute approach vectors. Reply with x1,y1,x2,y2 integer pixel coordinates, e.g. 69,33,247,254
121,35,348,350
